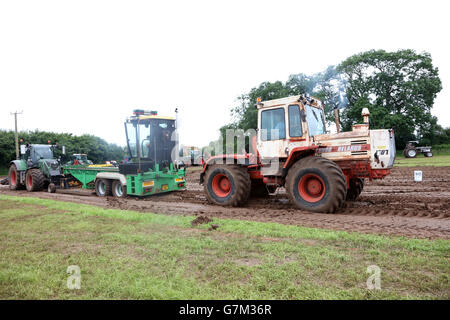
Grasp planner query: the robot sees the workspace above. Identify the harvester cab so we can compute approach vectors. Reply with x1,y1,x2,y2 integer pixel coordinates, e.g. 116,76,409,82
123,109,177,172
201,95,396,213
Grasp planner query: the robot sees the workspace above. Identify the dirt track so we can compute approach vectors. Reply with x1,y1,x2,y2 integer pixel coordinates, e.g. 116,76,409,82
1,166,450,239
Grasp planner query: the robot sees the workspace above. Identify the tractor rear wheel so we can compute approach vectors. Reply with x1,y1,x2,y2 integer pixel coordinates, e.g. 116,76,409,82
404,148,417,158
25,169,45,192
204,165,251,206
346,178,364,201
95,179,112,197
8,164,24,190
112,180,126,198
286,156,347,213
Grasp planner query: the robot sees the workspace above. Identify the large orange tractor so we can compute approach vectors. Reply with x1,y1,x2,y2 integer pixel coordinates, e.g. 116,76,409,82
200,95,396,213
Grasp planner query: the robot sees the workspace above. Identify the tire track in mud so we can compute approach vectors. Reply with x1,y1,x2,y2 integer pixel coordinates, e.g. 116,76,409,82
1,166,449,239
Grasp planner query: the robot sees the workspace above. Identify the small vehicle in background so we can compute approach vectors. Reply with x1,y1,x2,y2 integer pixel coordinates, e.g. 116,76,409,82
403,141,433,158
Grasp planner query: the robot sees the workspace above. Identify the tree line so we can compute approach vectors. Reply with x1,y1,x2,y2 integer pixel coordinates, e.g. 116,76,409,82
211,49,448,150
0,129,125,168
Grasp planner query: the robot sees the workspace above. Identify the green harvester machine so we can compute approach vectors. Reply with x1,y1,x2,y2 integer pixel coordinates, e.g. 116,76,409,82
62,109,186,197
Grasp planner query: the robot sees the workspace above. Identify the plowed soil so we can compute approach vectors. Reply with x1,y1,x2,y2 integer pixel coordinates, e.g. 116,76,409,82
1,166,449,239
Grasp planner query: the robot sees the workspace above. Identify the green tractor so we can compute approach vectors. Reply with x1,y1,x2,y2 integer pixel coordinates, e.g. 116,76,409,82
8,144,65,193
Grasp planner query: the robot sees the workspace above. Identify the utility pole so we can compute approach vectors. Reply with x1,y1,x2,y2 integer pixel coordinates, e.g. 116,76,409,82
11,111,23,159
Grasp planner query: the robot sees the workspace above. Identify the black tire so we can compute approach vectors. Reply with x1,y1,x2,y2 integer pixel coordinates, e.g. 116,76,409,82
286,156,347,213
8,164,24,190
25,169,45,192
404,148,417,158
48,183,56,193
95,179,112,197
204,165,251,207
346,178,364,201
111,180,126,198
424,152,433,157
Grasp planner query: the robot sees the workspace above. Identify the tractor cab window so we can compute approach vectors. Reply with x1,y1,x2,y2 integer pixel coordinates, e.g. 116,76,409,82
261,108,286,141
33,146,53,161
288,105,302,137
305,105,326,136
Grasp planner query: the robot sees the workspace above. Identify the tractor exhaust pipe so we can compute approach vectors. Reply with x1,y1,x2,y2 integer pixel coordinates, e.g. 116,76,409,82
334,107,341,133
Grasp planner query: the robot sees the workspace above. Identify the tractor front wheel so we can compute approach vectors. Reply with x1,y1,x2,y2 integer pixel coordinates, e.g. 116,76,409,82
25,169,45,192
204,165,251,207
286,156,347,213
8,164,24,190
48,183,56,193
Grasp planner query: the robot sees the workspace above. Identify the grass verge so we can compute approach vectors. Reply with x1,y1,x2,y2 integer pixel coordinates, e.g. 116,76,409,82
0,195,448,299
395,154,450,167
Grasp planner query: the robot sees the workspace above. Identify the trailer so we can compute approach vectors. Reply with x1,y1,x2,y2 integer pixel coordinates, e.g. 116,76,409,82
63,162,185,198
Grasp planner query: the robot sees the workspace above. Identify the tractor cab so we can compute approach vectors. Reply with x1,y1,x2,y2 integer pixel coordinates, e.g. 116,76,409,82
123,109,177,173
22,144,54,165
256,95,327,160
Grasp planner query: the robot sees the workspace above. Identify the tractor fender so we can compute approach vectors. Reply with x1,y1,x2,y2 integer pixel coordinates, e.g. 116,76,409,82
281,146,318,176
95,172,127,186
10,160,27,171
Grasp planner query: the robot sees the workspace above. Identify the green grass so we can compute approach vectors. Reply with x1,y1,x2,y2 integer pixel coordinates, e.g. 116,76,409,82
394,154,450,167
0,195,448,300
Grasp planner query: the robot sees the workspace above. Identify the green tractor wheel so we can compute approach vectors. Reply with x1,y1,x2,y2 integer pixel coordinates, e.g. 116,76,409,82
8,164,24,190
25,169,45,192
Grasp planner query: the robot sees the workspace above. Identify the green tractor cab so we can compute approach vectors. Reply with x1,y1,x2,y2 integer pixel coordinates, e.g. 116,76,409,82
8,143,65,193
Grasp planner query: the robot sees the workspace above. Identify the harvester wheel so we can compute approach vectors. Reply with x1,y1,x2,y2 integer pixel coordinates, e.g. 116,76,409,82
8,164,24,190
286,156,347,213
112,180,126,198
346,178,364,201
95,179,112,197
204,165,251,207
25,169,45,192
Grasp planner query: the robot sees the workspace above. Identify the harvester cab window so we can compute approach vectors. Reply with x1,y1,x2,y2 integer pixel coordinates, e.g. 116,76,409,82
125,122,138,158
288,104,302,137
138,123,151,158
305,105,326,136
261,108,286,140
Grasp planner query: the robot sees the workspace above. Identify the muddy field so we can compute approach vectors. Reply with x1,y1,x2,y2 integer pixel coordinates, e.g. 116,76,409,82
1,166,450,239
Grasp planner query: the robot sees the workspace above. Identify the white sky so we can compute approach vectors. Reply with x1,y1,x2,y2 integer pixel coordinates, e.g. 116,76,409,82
1,0,449,147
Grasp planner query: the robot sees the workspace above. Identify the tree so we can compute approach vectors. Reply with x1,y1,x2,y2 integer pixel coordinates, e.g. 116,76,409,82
338,49,442,148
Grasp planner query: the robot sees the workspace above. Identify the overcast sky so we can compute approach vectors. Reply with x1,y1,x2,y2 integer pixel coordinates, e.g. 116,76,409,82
1,0,449,147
